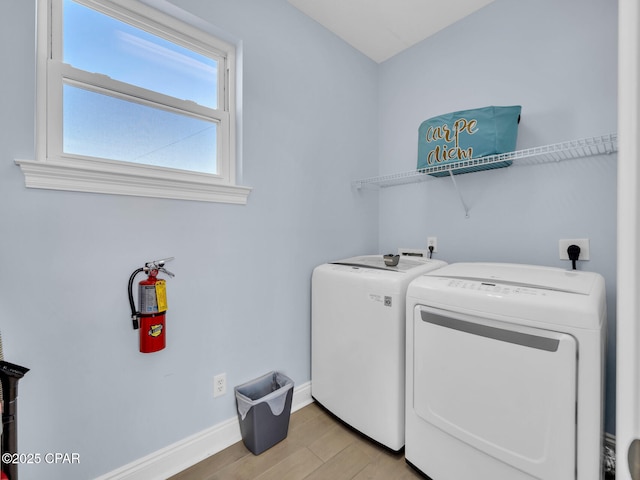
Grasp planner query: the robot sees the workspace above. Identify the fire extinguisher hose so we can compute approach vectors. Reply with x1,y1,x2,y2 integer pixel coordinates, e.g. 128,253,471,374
128,267,144,330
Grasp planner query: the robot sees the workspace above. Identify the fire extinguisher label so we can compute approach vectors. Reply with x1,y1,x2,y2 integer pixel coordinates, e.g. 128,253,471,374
140,285,158,313
149,324,163,337
155,280,167,312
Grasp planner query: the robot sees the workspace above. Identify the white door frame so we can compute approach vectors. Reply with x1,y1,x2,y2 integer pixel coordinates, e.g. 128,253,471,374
617,1,640,479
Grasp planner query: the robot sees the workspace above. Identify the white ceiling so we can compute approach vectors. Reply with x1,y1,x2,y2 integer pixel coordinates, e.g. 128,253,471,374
287,0,496,63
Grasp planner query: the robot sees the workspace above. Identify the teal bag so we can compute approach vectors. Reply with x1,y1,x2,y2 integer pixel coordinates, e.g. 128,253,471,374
417,105,521,176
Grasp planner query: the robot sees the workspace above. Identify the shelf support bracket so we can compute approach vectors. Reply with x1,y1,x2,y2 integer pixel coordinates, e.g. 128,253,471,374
448,170,470,218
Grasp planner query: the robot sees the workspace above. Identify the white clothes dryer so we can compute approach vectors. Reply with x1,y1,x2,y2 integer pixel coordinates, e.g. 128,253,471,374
405,263,606,480
312,254,446,451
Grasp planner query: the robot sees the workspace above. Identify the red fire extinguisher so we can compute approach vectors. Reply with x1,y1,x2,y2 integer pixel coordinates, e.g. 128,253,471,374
128,258,174,353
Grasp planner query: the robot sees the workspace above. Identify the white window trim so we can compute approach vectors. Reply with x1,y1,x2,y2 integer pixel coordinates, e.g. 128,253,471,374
16,0,251,204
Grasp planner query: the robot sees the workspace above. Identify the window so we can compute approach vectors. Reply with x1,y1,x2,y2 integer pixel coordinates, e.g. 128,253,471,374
17,0,251,204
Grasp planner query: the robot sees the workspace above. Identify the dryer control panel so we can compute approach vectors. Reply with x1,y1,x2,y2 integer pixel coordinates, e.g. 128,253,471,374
445,279,547,296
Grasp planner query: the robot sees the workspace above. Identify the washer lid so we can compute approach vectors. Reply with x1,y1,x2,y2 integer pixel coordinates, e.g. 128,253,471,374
332,255,440,273
425,262,598,295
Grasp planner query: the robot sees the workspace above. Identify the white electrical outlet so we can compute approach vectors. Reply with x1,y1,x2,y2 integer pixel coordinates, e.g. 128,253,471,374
559,238,590,261
214,373,227,398
427,237,438,253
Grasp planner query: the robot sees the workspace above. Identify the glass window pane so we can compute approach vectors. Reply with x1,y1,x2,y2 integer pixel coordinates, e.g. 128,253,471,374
63,84,217,174
63,0,218,109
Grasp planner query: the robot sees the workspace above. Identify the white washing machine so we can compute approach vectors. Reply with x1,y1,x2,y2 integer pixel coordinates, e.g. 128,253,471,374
312,254,446,451
405,262,606,480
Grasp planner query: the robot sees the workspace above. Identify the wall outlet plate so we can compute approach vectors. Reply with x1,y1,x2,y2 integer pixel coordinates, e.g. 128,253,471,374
214,373,227,398
559,238,590,261
427,237,438,253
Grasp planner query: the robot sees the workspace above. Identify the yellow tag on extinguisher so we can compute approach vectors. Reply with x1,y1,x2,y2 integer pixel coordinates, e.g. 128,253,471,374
155,279,168,312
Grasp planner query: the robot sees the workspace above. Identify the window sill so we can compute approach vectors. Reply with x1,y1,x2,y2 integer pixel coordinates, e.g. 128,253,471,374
15,158,252,204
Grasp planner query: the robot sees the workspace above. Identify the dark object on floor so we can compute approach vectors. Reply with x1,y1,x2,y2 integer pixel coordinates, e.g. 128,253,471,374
1,360,30,480
235,372,294,455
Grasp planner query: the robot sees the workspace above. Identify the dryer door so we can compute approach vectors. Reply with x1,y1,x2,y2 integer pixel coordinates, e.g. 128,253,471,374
414,306,578,479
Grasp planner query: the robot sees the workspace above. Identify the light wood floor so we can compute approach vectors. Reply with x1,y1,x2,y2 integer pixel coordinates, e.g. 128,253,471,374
169,402,424,480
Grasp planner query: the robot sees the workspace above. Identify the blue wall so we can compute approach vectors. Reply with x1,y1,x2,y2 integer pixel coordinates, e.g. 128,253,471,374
377,0,618,433
0,0,618,478
0,1,378,478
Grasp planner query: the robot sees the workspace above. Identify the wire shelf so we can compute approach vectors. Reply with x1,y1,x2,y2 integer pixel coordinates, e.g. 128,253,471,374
352,133,618,189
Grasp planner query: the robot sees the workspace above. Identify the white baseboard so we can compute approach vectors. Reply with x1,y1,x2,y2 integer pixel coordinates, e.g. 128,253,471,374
95,381,313,480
